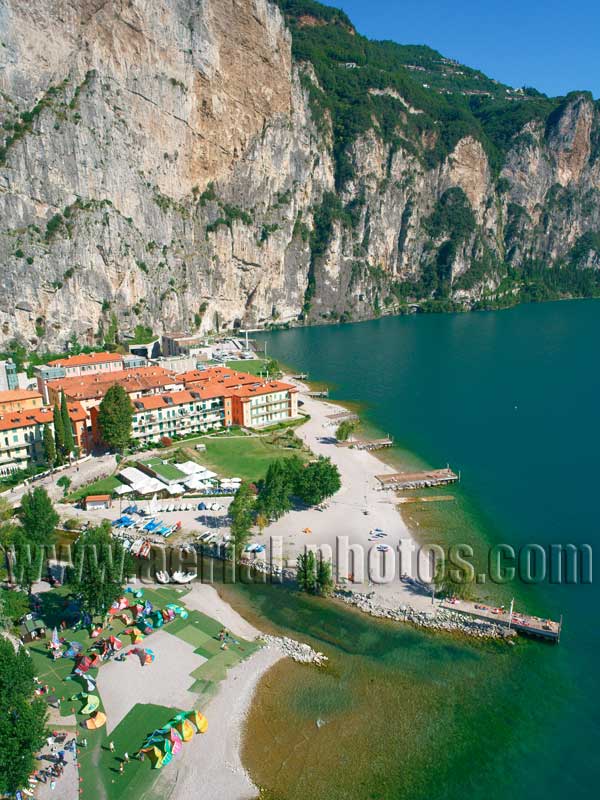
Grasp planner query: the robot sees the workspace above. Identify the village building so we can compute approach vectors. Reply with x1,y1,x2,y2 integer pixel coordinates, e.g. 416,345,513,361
0,401,87,474
179,367,299,428
46,366,183,411
161,332,206,357
99,386,233,447
0,358,19,391
84,494,112,510
35,351,126,400
230,380,299,427
0,389,44,413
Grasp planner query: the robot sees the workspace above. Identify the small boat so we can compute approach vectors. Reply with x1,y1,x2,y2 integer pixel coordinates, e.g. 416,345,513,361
156,571,171,584
171,570,197,584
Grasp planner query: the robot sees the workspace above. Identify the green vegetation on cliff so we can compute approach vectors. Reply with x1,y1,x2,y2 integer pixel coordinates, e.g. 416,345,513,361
276,0,562,183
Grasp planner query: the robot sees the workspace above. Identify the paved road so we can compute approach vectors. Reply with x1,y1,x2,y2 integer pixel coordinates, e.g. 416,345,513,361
2,453,117,505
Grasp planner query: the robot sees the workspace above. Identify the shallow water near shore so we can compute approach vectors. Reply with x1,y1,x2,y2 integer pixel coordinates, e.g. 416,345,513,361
230,300,599,799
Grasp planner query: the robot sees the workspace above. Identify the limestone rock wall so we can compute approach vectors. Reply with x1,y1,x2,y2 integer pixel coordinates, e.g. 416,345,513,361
0,0,598,348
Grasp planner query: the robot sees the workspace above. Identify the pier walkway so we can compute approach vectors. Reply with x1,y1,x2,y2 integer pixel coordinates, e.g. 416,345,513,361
376,467,458,490
440,598,562,642
327,410,359,423
337,437,394,451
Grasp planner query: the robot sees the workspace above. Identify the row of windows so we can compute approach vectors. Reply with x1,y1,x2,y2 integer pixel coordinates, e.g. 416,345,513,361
134,402,222,422
249,392,286,406
132,422,222,440
133,410,224,429
2,430,42,446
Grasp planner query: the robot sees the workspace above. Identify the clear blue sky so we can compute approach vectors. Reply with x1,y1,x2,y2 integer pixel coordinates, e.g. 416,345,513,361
325,0,598,98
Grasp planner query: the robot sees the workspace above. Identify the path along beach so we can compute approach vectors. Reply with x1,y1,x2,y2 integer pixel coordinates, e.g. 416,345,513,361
136,385,440,800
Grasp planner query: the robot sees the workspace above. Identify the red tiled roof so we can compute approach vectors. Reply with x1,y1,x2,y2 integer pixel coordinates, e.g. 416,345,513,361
48,367,180,401
48,351,123,368
132,385,230,412
233,380,297,400
0,389,43,403
133,390,196,411
178,367,258,389
66,402,89,423
0,407,53,432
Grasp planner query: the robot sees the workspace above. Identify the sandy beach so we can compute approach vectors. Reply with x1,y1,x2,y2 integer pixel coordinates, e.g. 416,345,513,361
42,381,440,800
263,382,435,613
149,582,284,800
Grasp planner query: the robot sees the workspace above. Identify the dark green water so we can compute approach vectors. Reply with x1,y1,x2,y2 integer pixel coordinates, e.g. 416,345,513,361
231,300,599,799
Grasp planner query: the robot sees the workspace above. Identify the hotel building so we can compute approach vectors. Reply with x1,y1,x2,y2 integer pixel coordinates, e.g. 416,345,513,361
0,401,89,475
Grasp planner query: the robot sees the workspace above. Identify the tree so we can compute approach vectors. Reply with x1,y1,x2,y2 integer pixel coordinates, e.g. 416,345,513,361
0,636,47,796
296,550,317,593
258,460,293,520
316,557,334,596
297,457,341,506
228,482,255,556
56,475,72,497
0,497,13,523
265,358,282,377
433,559,474,600
335,419,358,442
53,401,65,465
60,390,75,456
0,588,29,628
67,523,133,616
11,531,43,594
255,512,269,536
68,332,82,355
19,487,59,546
42,423,56,466
97,384,133,451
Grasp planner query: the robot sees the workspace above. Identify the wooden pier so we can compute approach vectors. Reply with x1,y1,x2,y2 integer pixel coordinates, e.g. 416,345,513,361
337,437,393,451
327,411,359,423
376,467,459,490
440,598,562,642
397,495,455,504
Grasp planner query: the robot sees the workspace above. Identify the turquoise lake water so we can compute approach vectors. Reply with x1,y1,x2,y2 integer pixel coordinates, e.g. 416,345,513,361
232,300,599,799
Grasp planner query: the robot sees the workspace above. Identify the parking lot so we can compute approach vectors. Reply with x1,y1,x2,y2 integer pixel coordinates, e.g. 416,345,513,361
56,496,234,547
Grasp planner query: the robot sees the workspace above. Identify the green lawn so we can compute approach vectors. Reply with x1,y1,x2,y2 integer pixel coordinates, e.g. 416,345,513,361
26,584,260,800
140,457,186,482
225,358,268,376
174,434,305,482
67,475,121,502
80,702,183,800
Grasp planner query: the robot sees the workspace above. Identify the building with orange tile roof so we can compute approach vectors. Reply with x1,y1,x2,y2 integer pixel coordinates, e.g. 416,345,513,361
47,351,124,375
91,387,233,447
0,401,90,475
0,389,44,413
177,366,257,389
66,401,92,453
46,367,184,411
179,367,299,428
229,379,298,428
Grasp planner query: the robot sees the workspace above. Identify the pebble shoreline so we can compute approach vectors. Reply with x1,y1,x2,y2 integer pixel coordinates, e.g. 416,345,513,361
334,591,508,639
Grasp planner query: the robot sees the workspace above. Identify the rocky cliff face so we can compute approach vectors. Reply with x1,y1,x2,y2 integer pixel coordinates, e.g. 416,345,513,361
0,0,598,350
